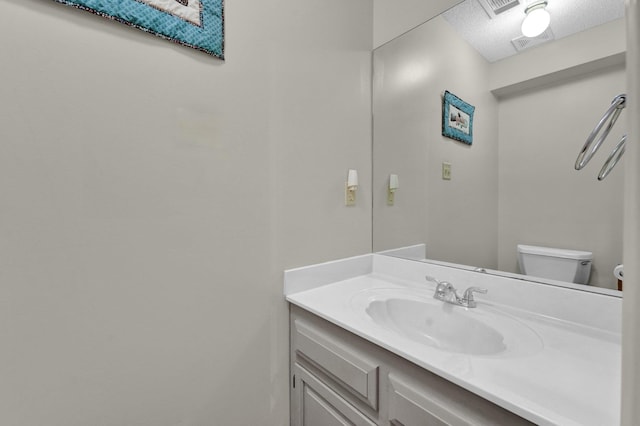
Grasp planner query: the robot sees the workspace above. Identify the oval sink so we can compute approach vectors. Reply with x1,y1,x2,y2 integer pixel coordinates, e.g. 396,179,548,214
352,289,543,357
366,298,506,355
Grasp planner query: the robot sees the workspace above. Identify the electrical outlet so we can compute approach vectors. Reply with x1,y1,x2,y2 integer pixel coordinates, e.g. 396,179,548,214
387,190,395,206
442,162,452,180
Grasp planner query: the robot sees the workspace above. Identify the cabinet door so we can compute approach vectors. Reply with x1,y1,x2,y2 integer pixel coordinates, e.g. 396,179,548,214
292,363,377,426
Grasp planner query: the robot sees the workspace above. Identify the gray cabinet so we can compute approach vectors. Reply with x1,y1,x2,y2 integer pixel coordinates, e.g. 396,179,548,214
292,363,376,426
290,311,380,425
388,375,449,426
292,318,379,411
290,305,534,426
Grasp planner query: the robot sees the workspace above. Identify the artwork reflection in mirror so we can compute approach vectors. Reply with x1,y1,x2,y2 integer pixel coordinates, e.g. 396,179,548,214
372,0,625,291
442,91,475,145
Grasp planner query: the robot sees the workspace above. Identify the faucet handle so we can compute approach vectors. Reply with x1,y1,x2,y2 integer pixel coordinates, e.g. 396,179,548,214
426,276,445,290
461,287,488,308
425,275,439,284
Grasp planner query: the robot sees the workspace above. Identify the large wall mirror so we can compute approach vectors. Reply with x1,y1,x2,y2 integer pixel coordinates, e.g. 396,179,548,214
373,0,626,292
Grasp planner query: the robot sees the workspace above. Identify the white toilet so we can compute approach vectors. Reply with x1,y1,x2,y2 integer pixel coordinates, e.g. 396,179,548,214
517,244,593,285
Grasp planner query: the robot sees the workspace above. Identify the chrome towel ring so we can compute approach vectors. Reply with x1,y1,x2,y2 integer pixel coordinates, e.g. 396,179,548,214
598,134,627,181
575,93,626,179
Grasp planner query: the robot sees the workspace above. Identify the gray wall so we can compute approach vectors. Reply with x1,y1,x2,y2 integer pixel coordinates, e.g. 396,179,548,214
621,4,640,423
0,1,372,425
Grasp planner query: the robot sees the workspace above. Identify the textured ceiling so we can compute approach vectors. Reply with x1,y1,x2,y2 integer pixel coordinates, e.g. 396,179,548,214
442,0,625,62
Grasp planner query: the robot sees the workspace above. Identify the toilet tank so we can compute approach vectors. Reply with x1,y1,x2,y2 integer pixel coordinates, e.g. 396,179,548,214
517,244,593,285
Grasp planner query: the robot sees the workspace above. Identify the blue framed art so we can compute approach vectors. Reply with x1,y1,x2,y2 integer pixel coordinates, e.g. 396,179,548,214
53,0,224,59
442,91,474,145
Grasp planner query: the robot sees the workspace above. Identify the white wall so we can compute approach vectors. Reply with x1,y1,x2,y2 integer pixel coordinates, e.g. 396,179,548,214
373,16,500,269
0,1,372,425
493,19,626,289
497,65,625,289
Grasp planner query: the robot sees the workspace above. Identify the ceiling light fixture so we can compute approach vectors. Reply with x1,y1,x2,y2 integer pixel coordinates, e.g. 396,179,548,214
521,1,551,38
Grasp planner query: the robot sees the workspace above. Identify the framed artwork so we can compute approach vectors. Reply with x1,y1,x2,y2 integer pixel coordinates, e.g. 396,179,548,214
53,0,224,59
442,91,475,145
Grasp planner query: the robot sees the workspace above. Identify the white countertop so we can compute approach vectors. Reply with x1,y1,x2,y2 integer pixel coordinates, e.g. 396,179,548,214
285,254,621,426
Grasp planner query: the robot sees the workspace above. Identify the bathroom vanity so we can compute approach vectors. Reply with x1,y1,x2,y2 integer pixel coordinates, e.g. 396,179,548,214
285,254,621,426
290,306,531,425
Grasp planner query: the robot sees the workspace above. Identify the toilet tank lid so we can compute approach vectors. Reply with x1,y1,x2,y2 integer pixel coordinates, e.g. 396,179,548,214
517,244,593,260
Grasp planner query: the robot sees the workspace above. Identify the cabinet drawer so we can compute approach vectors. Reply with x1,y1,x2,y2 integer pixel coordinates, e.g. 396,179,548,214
388,373,533,426
388,374,451,426
293,319,379,410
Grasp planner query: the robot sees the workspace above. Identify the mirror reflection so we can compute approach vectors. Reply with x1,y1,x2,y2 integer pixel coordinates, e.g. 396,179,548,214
372,0,625,291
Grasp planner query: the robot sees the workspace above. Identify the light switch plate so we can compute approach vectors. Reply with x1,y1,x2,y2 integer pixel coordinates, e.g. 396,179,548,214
345,184,356,206
442,162,452,180
387,190,395,205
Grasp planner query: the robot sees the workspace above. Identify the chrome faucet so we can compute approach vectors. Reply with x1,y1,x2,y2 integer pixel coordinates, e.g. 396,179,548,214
426,276,488,308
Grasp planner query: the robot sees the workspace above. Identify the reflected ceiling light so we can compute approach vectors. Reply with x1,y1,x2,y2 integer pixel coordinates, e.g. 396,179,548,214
521,1,551,38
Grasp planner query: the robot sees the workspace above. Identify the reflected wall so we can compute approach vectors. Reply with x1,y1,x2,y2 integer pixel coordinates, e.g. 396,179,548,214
373,15,499,270
373,15,625,289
